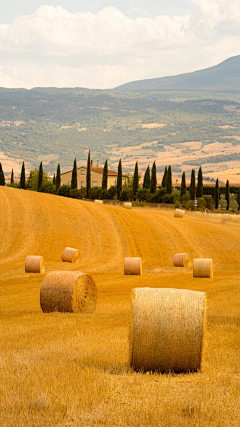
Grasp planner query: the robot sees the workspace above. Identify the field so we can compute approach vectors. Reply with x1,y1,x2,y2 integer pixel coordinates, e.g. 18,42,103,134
0,186,240,427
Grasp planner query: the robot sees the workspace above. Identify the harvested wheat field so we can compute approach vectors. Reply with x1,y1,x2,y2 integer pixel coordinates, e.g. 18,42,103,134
0,186,240,427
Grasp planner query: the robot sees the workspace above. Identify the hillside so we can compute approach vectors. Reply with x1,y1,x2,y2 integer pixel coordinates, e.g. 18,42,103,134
115,55,240,92
0,187,239,426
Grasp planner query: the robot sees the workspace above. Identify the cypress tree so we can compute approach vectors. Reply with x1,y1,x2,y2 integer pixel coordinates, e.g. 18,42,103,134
38,162,43,191
189,169,196,200
20,162,25,189
86,151,91,198
226,179,230,210
150,161,157,194
102,159,108,190
0,163,5,186
167,165,172,194
196,166,203,198
214,179,219,209
53,174,56,185
10,169,14,184
238,188,240,211
145,165,151,190
117,158,122,199
180,171,186,197
133,161,139,196
71,158,78,189
162,166,168,188
56,164,61,190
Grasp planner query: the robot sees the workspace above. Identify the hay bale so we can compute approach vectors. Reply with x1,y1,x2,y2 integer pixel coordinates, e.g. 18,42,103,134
123,202,132,209
94,199,103,204
130,287,206,372
62,247,80,263
124,257,142,275
40,271,97,313
25,255,44,273
193,258,213,278
174,209,185,218
173,253,193,267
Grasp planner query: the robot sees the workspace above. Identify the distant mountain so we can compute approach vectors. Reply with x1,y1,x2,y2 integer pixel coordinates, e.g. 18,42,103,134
114,55,240,92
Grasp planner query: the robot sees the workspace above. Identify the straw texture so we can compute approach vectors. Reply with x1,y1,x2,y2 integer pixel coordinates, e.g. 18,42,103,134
222,214,232,221
94,199,103,204
40,271,97,313
193,258,213,278
25,255,44,273
173,253,193,267
123,202,132,209
130,287,206,372
62,247,80,263
124,257,142,275
174,209,185,218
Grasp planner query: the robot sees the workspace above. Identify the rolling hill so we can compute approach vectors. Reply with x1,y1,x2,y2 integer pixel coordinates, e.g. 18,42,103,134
114,55,240,92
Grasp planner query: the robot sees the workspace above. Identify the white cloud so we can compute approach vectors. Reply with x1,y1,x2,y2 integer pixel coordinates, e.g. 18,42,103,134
0,4,239,89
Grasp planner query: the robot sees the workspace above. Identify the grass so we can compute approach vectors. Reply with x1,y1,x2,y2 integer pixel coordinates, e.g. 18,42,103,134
0,186,240,426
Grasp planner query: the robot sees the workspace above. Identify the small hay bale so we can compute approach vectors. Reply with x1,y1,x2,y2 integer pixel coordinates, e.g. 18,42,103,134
62,247,80,263
174,208,185,218
124,257,142,275
193,258,213,278
25,255,44,273
40,271,97,313
123,202,132,209
130,287,206,372
173,253,193,267
94,199,103,204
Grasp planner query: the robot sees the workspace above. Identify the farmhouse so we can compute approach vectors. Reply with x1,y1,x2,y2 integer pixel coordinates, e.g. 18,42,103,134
61,161,126,189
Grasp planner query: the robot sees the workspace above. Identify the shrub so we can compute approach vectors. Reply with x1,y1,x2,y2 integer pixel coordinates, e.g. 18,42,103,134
107,185,117,200
40,181,56,194
78,188,86,199
185,200,195,210
119,189,129,201
57,185,71,197
132,200,146,207
100,189,109,200
69,188,83,199
175,200,181,209
7,183,19,188
163,193,176,204
181,192,190,202
136,188,150,201
197,197,206,210
148,188,166,203
89,187,102,200
204,195,214,210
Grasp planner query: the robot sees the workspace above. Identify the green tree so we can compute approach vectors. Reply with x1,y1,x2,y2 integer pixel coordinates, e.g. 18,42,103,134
38,162,43,191
196,166,203,198
180,171,186,197
53,174,56,185
162,166,168,188
143,165,150,190
0,163,5,186
10,169,14,184
102,159,108,190
150,161,157,194
56,164,61,190
28,169,49,191
117,158,122,199
189,169,196,200
238,188,240,212
167,165,172,194
71,158,78,189
133,161,139,196
226,179,230,210
214,178,219,209
20,162,25,189
86,151,91,198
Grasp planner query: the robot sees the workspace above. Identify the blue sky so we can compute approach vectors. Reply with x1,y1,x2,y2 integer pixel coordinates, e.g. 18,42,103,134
0,0,239,88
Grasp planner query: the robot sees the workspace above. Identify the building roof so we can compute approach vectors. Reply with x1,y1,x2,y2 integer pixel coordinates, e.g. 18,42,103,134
61,166,126,176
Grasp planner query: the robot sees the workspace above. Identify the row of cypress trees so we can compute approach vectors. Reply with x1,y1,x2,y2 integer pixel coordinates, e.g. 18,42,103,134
179,167,203,199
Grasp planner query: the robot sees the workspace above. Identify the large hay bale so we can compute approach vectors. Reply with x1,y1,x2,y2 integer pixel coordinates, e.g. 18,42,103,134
40,271,97,313
193,258,213,278
173,253,192,267
25,255,44,273
94,199,103,204
62,247,80,263
130,287,206,372
124,257,142,275
174,208,185,218
123,202,132,209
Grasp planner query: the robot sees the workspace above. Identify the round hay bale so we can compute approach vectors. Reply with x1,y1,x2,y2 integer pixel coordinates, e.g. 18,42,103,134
193,258,213,278
62,247,80,263
174,209,185,218
130,287,206,372
123,202,132,209
94,199,103,204
40,271,97,313
173,253,193,267
124,257,142,275
25,255,44,273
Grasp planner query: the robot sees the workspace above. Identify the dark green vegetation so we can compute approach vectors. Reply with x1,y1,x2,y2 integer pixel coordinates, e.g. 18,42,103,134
117,159,122,199
115,55,240,92
71,158,78,189
0,163,5,185
20,162,25,189
102,159,108,191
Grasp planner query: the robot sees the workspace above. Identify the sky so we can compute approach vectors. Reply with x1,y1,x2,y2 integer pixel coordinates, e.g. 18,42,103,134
0,0,240,89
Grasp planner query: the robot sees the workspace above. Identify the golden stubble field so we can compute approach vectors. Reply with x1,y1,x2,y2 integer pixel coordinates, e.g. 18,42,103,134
0,187,239,427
